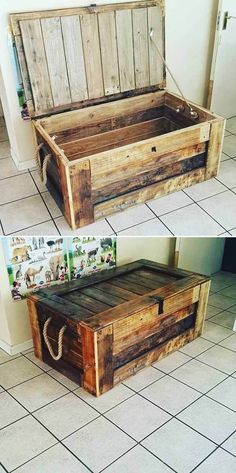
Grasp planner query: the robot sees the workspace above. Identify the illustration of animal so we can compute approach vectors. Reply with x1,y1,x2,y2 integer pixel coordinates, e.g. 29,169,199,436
32,237,38,250
101,238,113,250
74,244,85,257
49,254,64,280
12,246,32,262
55,238,63,251
24,266,43,287
47,240,55,252
45,270,52,283
11,237,25,246
15,265,22,280
88,248,99,259
38,237,45,249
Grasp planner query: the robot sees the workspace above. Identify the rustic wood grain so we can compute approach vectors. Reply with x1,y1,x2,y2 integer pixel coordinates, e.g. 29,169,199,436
61,15,88,102
116,9,135,91
132,7,149,88
205,119,226,179
69,160,94,228
98,11,120,96
148,5,165,85
27,296,43,359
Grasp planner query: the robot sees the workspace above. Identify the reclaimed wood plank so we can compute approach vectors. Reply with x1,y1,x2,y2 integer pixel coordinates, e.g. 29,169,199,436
94,168,206,220
97,326,113,394
69,160,94,229
41,17,71,107
132,7,149,88
148,5,165,85
114,328,195,385
116,9,135,91
80,13,104,99
98,12,120,95
61,15,88,102
194,280,211,337
62,292,109,314
80,287,125,307
20,19,53,112
205,119,225,179
14,35,33,108
27,296,43,359
80,325,99,396
94,281,137,301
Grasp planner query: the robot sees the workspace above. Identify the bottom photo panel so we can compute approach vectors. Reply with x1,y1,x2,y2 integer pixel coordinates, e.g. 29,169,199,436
0,236,236,473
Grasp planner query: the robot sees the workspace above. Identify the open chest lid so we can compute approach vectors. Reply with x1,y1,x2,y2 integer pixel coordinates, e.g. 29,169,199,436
10,1,165,118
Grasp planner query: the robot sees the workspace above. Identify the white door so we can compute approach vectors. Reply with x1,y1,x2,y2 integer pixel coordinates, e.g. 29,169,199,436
209,0,236,118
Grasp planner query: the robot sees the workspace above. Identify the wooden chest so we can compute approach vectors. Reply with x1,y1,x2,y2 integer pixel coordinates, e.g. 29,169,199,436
11,2,225,230
27,260,210,396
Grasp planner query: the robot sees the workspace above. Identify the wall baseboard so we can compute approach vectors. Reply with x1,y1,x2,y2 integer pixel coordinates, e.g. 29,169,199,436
0,338,33,355
11,147,35,172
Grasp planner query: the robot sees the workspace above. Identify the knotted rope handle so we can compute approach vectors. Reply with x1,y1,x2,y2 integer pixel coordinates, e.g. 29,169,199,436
43,317,67,361
34,143,51,186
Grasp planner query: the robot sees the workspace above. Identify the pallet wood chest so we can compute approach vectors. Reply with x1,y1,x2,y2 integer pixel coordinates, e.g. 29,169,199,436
27,260,211,396
11,1,225,229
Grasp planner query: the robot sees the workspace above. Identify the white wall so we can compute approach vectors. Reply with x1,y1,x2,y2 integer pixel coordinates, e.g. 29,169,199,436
178,237,226,275
0,0,218,170
117,237,175,266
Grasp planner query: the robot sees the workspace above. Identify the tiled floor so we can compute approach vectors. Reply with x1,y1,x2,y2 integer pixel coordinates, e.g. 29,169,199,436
0,117,236,236
0,271,236,472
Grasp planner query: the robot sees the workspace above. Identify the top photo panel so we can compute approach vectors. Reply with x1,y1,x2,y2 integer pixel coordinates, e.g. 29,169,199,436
1,0,235,237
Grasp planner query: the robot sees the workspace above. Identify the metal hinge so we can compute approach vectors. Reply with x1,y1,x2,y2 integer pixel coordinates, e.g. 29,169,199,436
223,11,236,30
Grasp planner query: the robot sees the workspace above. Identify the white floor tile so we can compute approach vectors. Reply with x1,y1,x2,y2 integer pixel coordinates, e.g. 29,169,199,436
55,215,113,235
0,173,38,205
0,392,27,429
152,351,191,373
220,333,236,352
63,416,136,473
217,160,236,188
208,293,236,310
0,195,51,234
160,204,224,236
142,418,215,473
11,219,59,236
0,357,42,389
177,396,236,443
105,394,171,441
226,117,236,134
218,284,236,299
104,444,173,473
199,191,236,231
229,227,236,235
202,321,233,343
147,191,192,215
9,373,69,412
0,157,25,180
107,204,154,232
194,448,236,473
75,383,134,414
222,431,236,456
141,375,201,415
123,366,164,392
223,134,236,157
180,337,214,357
14,444,89,473
0,416,56,471
171,359,227,393
48,369,80,390
221,152,231,161
34,392,99,439
208,377,236,411
0,127,8,141
24,352,51,371
0,140,11,159
30,169,47,192
0,348,20,364
41,191,62,218
184,178,226,201
118,218,172,235
205,305,223,319
210,310,236,329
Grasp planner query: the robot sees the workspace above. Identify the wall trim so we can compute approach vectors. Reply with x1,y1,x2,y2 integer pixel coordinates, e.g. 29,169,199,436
10,146,35,171
0,338,33,355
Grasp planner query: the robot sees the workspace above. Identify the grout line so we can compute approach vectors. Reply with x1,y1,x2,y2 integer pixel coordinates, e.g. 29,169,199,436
105,217,117,235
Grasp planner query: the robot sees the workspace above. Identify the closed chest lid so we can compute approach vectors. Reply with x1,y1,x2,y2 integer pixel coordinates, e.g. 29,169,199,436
30,259,209,331
10,1,165,118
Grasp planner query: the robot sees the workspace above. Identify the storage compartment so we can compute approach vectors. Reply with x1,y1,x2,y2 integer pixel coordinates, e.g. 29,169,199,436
11,1,225,229
27,259,211,396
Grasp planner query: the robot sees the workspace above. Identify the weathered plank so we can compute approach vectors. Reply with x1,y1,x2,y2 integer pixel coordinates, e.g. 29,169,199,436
61,15,88,102
98,12,120,95
205,119,225,179
27,296,43,359
69,160,94,229
194,280,211,337
80,325,99,396
20,19,53,112
80,13,104,99
132,7,149,88
41,17,71,107
94,167,206,220
148,5,165,85
97,326,114,394
116,9,135,91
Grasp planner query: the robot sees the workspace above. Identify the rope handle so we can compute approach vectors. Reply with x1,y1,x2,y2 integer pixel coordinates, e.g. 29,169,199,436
34,143,51,186
43,317,67,361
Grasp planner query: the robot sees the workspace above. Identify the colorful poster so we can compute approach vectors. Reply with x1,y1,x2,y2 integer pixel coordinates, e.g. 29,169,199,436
3,237,117,301
4,237,68,300
69,237,116,280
